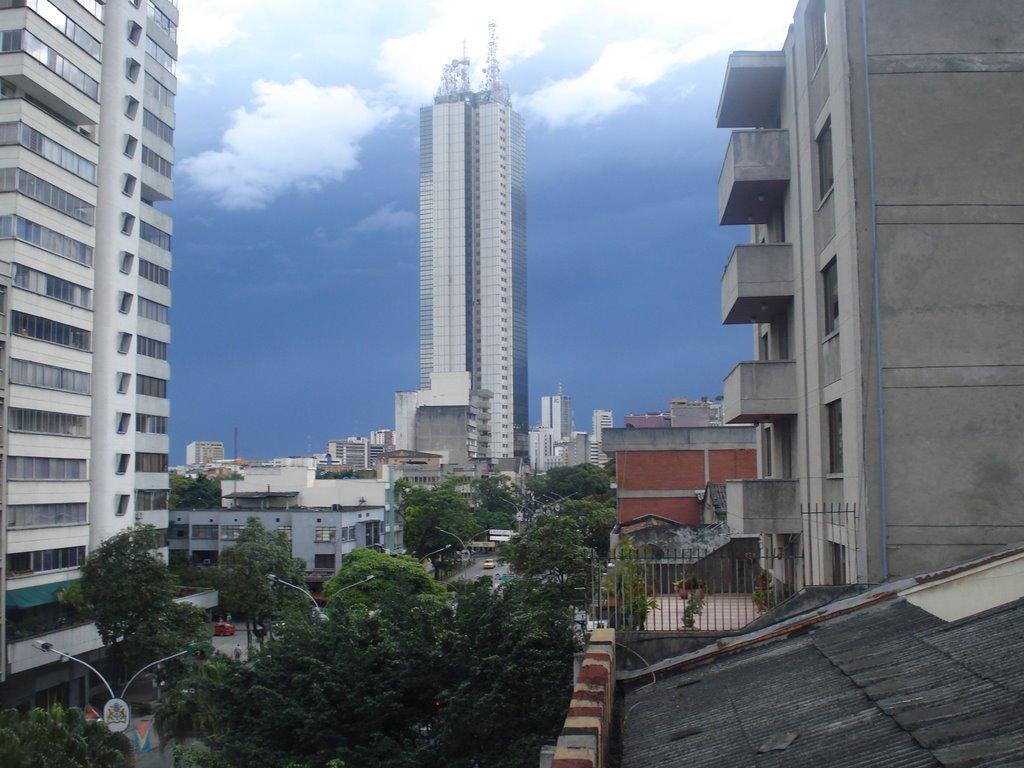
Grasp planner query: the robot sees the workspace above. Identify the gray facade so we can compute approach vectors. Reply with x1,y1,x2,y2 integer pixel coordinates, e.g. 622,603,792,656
718,0,1024,582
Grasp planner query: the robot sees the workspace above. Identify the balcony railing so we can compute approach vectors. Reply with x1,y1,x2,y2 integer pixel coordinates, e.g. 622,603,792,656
722,360,797,424
721,243,794,324
718,129,790,225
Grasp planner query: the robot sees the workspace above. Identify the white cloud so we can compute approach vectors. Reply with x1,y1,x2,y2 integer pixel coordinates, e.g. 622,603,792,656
178,79,395,210
352,203,417,233
175,0,280,56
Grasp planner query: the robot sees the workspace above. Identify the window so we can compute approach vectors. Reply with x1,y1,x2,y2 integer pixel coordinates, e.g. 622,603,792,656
138,258,169,285
816,119,834,201
147,1,177,40
0,122,97,182
143,109,174,144
12,264,92,308
118,372,131,393
0,29,98,98
277,525,292,541
119,292,134,313
144,72,175,109
0,215,93,265
7,545,85,574
122,174,137,196
136,452,168,473
314,526,336,543
220,525,245,541
364,521,382,547
192,524,218,539
137,335,168,359
313,554,335,571
9,407,88,437
8,502,87,528
145,36,175,74
125,96,139,119
124,135,138,158
10,358,89,393
128,20,143,45
118,332,132,353
0,167,95,224
823,258,839,336
126,58,141,82
141,145,172,178
808,0,827,69
136,413,168,434
137,374,168,398
121,251,135,274
8,456,86,480
827,399,843,473
138,297,169,323
11,310,90,350
116,454,130,474
136,490,168,511
139,221,171,250
116,495,130,516
116,412,131,433
340,525,356,542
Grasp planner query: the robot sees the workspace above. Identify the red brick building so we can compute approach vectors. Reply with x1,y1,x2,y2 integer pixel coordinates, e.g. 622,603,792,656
603,427,757,525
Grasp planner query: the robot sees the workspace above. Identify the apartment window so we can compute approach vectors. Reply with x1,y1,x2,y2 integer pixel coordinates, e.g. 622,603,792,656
136,413,168,434
826,399,843,474
0,122,97,182
340,525,356,542
192,524,218,540
116,453,130,474
143,109,174,144
118,372,131,393
7,502,86,528
137,374,168,398
816,119,834,201
136,489,169,511
0,167,95,224
126,57,141,82
145,36,175,74
0,29,98,98
364,520,382,547
221,525,245,541
277,525,292,541
139,221,171,250
123,174,137,196
139,258,169,286
831,542,847,585
0,215,93,265
124,135,138,158
119,292,134,314
10,358,89,393
147,1,177,40
141,145,172,178
116,412,131,433
121,251,135,274
144,72,175,109
128,20,143,45
9,407,88,437
823,258,839,336
116,495,130,516
138,297,169,324
7,545,85,575
12,264,91,308
137,335,168,359
136,452,168,473
11,310,90,350
313,554,335,571
808,0,827,69
118,332,132,353
125,96,139,119
8,456,86,480
314,526,336,543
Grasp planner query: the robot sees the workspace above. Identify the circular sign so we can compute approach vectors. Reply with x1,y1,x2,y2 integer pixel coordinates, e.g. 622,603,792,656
102,698,131,733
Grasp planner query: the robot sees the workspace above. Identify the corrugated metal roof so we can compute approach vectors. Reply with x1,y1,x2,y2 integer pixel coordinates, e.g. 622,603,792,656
620,598,1024,767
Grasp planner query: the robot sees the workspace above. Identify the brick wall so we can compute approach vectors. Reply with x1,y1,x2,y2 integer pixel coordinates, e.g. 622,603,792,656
619,496,701,525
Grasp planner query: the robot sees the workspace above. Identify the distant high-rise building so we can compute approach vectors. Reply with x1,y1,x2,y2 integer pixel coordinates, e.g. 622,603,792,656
591,410,613,443
417,24,527,458
187,441,225,466
541,390,573,440
1,0,178,704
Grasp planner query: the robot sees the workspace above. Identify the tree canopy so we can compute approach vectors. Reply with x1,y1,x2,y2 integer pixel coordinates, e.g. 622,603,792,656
0,705,132,768
322,548,448,614
169,473,223,509
499,515,592,604
80,525,205,676
527,463,611,504
399,480,478,561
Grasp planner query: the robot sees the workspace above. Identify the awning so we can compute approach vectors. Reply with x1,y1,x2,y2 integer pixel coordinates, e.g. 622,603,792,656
6,579,77,609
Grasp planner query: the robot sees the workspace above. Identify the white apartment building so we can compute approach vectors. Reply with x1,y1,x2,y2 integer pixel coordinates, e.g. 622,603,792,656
416,29,527,458
540,392,572,440
186,440,224,465
1,0,177,707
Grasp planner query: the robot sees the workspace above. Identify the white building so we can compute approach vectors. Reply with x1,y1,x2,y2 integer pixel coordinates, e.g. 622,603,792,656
416,28,527,458
541,392,573,440
186,440,224,465
1,0,178,707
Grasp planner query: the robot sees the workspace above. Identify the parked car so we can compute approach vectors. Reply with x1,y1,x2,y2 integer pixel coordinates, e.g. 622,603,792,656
213,621,236,636
482,560,497,569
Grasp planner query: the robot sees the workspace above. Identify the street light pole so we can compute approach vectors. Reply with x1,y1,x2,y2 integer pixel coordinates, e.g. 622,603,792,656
268,573,375,622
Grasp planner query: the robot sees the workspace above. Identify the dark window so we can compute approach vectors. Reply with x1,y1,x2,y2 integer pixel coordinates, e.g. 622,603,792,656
827,399,843,473
823,258,839,336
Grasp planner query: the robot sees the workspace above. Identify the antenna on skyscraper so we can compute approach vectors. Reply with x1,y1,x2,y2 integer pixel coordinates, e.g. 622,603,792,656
483,20,508,103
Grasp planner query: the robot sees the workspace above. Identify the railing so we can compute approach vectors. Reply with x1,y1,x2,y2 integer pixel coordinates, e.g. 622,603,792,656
592,545,802,633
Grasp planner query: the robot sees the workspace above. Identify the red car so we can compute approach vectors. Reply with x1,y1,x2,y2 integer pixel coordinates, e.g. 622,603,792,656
213,621,236,636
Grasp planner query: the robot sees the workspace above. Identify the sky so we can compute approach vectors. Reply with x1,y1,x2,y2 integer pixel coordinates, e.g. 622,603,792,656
168,0,797,462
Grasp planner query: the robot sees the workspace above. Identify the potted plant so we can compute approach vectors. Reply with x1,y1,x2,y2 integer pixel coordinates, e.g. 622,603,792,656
673,574,705,600
751,570,776,613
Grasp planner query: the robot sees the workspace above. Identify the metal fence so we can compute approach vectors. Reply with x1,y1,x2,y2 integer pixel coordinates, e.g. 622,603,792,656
591,544,801,633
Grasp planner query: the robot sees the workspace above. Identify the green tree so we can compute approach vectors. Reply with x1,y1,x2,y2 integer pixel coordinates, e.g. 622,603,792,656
170,473,223,509
399,480,477,563
528,463,611,503
219,518,307,646
558,498,616,559
606,540,657,630
471,476,523,531
322,548,448,614
500,515,592,605
80,526,205,678
0,704,133,768
154,658,228,754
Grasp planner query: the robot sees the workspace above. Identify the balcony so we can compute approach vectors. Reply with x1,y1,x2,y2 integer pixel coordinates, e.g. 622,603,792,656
718,129,790,225
725,479,800,535
7,621,103,675
723,360,797,424
717,51,786,129
721,243,794,324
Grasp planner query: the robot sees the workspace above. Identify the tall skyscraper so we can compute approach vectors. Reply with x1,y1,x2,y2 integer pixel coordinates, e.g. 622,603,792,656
418,25,527,458
541,389,572,440
1,0,177,702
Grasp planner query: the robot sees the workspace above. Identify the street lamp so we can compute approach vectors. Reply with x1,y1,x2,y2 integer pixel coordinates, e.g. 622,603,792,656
419,543,453,563
32,640,211,733
268,573,375,622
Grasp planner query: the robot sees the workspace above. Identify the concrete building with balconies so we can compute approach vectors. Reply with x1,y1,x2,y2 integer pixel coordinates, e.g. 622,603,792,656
716,0,1024,584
